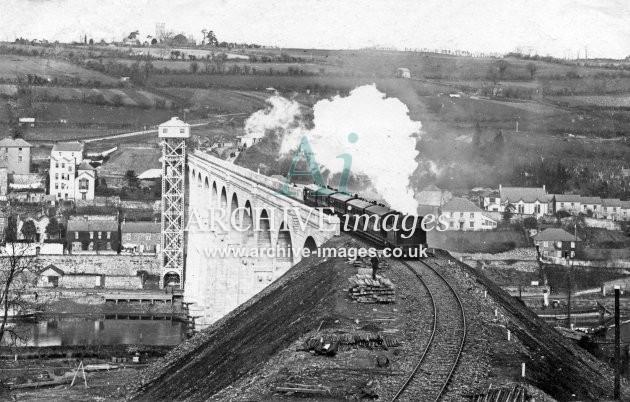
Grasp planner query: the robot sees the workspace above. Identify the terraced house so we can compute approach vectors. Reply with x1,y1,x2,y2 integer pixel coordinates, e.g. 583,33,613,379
551,194,582,215
66,218,120,254
440,197,497,231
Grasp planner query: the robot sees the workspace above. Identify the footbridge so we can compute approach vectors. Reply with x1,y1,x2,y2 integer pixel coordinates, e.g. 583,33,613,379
185,150,340,327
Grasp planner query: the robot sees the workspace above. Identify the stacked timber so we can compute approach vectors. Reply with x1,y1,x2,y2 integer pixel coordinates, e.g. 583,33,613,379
300,332,400,353
348,274,395,303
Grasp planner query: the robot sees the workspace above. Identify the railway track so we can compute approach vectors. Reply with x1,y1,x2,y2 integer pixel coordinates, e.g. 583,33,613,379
392,258,467,402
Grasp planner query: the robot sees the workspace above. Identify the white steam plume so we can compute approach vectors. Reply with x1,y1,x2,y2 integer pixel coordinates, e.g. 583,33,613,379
243,95,303,137
244,85,422,215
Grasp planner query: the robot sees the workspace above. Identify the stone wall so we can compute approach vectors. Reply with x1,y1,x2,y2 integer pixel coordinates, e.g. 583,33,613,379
60,274,103,288
584,217,622,231
2,242,64,256
35,255,159,276
105,275,143,289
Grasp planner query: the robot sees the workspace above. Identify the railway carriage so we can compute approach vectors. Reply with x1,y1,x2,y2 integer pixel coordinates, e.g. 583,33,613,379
303,184,428,257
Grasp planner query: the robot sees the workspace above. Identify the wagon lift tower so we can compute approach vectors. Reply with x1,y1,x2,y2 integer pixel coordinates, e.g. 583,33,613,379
158,117,190,289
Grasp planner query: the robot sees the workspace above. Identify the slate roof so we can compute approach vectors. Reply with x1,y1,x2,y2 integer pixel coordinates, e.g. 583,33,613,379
77,160,95,170
553,194,582,203
52,141,83,153
67,220,118,232
533,228,581,242
122,222,161,233
500,187,548,203
40,264,64,276
0,137,32,147
580,197,602,205
602,198,622,208
441,197,483,213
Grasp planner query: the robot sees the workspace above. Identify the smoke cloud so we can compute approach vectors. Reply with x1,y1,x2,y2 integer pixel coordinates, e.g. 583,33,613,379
243,85,422,215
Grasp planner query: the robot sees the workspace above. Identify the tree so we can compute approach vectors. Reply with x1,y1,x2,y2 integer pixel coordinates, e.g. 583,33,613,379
204,30,218,46
190,61,199,74
523,216,538,229
496,59,509,79
88,38,94,45
472,122,482,155
503,203,515,222
0,243,37,346
526,62,537,79
492,129,505,156
45,217,61,239
124,170,140,189
486,66,500,84
4,216,17,243
20,220,37,243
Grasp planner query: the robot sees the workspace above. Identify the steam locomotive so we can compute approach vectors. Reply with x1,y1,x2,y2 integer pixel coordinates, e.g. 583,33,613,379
302,184,428,257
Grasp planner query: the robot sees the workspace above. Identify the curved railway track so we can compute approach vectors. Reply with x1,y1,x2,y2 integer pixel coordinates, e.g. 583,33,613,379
392,258,467,402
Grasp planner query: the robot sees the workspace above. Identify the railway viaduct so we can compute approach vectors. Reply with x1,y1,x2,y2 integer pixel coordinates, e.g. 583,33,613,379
184,150,339,327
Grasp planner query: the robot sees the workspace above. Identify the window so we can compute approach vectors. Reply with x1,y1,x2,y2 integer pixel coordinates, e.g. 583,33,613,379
469,213,474,218
180,128,185,134
62,163,65,168
90,232,93,239
68,165,72,172
469,221,474,228
543,241,548,247
55,173,59,180
79,179,89,190
450,222,455,228
146,234,151,240
560,203,564,208
98,232,102,239
75,232,78,239
18,155,22,162
81,193,86,200
107,232,111,239
571,203,575,207
571,242,575,248
55,162,59,168
162,128,168,134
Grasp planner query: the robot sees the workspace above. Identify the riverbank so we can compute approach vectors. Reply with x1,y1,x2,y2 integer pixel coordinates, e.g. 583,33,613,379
1,358,145,401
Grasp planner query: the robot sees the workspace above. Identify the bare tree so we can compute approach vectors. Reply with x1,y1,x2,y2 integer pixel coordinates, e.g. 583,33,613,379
0,242,38,346
526,62,538,79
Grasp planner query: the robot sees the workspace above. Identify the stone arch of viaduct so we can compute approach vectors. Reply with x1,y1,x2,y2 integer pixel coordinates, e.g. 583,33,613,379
184,151,339,327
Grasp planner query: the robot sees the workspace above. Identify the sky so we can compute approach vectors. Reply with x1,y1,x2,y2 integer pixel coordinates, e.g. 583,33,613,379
1,0,629,59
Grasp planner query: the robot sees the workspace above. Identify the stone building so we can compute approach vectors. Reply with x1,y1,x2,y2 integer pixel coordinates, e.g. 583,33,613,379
66,219,120,254
49,141,96,201
121,221,161,253
0,137,32,175
533,228,581,264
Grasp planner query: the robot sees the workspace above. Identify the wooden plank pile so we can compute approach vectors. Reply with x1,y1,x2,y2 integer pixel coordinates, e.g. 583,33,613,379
300,331,401,353
468,384,527,402
273,383,331,396
348,274,395,303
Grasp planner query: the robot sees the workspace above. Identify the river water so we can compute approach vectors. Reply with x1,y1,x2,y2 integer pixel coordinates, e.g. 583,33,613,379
4,315,187,347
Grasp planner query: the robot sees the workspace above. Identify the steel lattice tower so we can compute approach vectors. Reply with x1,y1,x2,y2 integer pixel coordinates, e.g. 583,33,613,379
159,117,190,289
